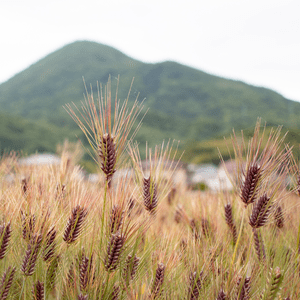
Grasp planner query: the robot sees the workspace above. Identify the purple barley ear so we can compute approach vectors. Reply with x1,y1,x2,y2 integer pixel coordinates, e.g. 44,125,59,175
224,204,237,245
77,293,88,300
253,228,266,262
98,133,117,183
190,219,200,240
105,231,125,271
63,206,88,244
143,176,158,214
109,205,124,234
188,271,202,300
240,163,261,206
151,263,165,299
123,254,140,284
110,285,120,300
236,276,251,300
249,194,272,228
274,206,284,229
42,226,56,262
0,222,12,260
21,233,42,276
32,280,44,300
20,211,36,241
0,266,16,300
216,289,226,300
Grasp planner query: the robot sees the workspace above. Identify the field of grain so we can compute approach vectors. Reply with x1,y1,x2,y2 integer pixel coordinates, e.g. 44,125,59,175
0,81,299,299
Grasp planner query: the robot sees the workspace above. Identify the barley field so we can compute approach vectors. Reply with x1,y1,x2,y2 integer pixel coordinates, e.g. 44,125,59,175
0,81,299,299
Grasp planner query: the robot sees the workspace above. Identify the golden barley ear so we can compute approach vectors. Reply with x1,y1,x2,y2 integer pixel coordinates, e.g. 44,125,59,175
0,222,11,260
104,231,125,271
32,280,44,300
151,263,165,299
63,205,88,244
21,233,42,276
0,266,16,300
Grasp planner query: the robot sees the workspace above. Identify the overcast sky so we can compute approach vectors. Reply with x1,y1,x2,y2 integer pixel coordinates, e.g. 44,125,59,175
1,0,300,101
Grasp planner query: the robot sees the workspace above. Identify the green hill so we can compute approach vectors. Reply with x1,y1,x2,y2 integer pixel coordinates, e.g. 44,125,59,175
0,40,300,158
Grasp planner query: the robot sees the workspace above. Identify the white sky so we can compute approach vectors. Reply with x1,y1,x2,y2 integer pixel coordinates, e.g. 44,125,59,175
1,0,300,101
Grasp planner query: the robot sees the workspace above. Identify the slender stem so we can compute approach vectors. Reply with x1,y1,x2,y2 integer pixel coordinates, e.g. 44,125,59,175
19,277,26,300
99,179,108,251
227,207,246,289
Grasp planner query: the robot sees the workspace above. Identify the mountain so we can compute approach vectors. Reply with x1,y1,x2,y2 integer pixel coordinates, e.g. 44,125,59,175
0,40,300,157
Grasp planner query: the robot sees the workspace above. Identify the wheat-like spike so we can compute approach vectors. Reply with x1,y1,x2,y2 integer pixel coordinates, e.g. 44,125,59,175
240,163,261,205
224,204,237,245
151,263,165,299
265,267,283,300
201,218,211,238
216,289,226,300
109,205,124,234
63,205,88,244
190,219,200,240
105,231,125,271
32,280,44,300
249,194,272,228
0,222,11,260
21,233,42,276
253,228,266,262
143,176,158,214
77,294,88,300
98,133,117,182
0,266,16,300
188,271,202,300
237,277,251,300
66,262,75,288
110,285,120,300
20,211,36,241
123,254,140,283
274,206,284,229
127,198,135,217
42,226,56,262
45,255,59,291
21,178,28,196
79,255,89,292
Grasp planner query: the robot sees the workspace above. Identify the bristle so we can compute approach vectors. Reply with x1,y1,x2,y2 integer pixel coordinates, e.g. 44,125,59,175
105,231,125,271
63,205,88,244
0,222,11,260
32,280,44,300
151,262,165,299
249,194,272,228
98,133,117,182
224,204,237,245
240,163,261,205
0,266,16,300
21,233,42,276
143,176,158,214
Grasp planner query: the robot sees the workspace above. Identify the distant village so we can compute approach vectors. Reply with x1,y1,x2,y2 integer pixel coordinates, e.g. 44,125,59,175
15,153,235,192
